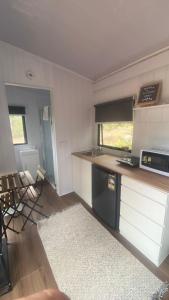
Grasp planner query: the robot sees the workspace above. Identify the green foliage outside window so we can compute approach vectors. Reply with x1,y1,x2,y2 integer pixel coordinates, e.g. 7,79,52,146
99,122,133,151
9,115,27,145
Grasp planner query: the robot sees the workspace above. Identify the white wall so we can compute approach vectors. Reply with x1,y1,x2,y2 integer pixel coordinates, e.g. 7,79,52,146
0,81,16,173
0,41,93,195
133,105,169,155
93,49,169,156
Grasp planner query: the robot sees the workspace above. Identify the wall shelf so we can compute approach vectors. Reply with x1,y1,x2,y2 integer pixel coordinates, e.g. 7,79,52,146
133,103,169,110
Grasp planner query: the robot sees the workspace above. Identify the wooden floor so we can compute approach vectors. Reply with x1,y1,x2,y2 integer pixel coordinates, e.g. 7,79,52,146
2,183,169,299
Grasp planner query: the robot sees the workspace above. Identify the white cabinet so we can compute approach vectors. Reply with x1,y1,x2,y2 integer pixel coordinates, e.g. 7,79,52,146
72,155,81,196
72,156,92,207
121,185,166,226
20,149,40,179
120,175,169,266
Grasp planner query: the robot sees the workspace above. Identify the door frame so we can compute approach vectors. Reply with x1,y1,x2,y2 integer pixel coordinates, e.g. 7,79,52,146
4,81,58,191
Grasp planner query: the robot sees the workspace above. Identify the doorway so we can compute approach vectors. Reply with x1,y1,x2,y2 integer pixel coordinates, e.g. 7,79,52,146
5,85,56,187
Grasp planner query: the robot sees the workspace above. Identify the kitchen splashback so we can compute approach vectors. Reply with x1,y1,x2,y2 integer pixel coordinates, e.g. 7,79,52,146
132,104,169,156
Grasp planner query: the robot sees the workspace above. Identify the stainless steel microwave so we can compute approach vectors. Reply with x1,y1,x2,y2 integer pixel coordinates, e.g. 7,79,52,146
140,149,169,177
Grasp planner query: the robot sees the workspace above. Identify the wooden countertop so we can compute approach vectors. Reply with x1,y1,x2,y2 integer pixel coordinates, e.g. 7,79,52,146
72,152,169,193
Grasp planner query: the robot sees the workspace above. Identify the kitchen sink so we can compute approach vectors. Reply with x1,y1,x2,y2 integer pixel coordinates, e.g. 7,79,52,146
82,150,103,157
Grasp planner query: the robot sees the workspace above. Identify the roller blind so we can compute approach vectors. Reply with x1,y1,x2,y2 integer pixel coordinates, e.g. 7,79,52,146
94,96,134,123
8,106,26,115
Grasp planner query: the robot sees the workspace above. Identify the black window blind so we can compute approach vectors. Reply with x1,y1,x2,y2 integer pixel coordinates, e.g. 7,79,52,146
94,96,134,123
8,106,26,115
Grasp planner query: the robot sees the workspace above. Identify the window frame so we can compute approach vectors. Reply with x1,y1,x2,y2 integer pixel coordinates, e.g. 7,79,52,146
9,114,28,146
97,123,132,153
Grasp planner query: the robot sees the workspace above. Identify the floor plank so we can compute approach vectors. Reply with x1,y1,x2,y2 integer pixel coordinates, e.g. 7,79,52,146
1,183,169,299
1,183,78,299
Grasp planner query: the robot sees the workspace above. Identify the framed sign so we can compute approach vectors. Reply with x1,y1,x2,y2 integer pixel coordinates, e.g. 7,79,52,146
136,81,162,107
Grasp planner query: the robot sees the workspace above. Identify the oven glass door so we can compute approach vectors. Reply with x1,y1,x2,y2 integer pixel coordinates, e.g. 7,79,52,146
141,151,169,173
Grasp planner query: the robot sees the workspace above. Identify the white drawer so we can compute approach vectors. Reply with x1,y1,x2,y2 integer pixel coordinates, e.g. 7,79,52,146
120,217,160,266
121,185,166,226
120,202,163,245
122,175,168,206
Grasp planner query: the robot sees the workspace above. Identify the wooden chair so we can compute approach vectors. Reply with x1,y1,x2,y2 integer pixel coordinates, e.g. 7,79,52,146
1,191,36,236
20,166,48,231
0,213,12,296
0,194,12,296
0,167,48,233
24,166,46,209
35,165,46,197
0,191,19,236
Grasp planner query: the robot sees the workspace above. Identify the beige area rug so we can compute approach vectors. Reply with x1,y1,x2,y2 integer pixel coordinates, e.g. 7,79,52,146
38,204,166,300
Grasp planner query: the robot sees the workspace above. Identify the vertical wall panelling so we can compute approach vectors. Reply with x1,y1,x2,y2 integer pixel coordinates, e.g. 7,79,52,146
5,86,55,186
93,49,169,156
0,41,93,195
0,81,16,172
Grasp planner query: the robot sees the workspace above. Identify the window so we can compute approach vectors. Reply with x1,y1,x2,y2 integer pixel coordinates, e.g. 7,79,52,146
95,96,134,152
8,106,27,145
98,122,133,152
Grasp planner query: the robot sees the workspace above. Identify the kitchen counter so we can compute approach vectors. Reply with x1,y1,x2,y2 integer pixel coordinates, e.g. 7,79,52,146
72,152,169,193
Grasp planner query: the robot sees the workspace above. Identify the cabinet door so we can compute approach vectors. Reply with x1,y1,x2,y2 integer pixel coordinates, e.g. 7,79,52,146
122,175,168,206
72,156,92,207
72,156,81,196
121,185,165,226
120,217,161,266
80,159,92,207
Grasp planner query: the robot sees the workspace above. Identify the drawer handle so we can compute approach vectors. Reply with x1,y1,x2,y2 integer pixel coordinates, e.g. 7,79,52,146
108,178,115,191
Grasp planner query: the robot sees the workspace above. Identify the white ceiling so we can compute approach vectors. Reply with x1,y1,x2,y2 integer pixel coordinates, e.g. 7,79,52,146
0,0,169,80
